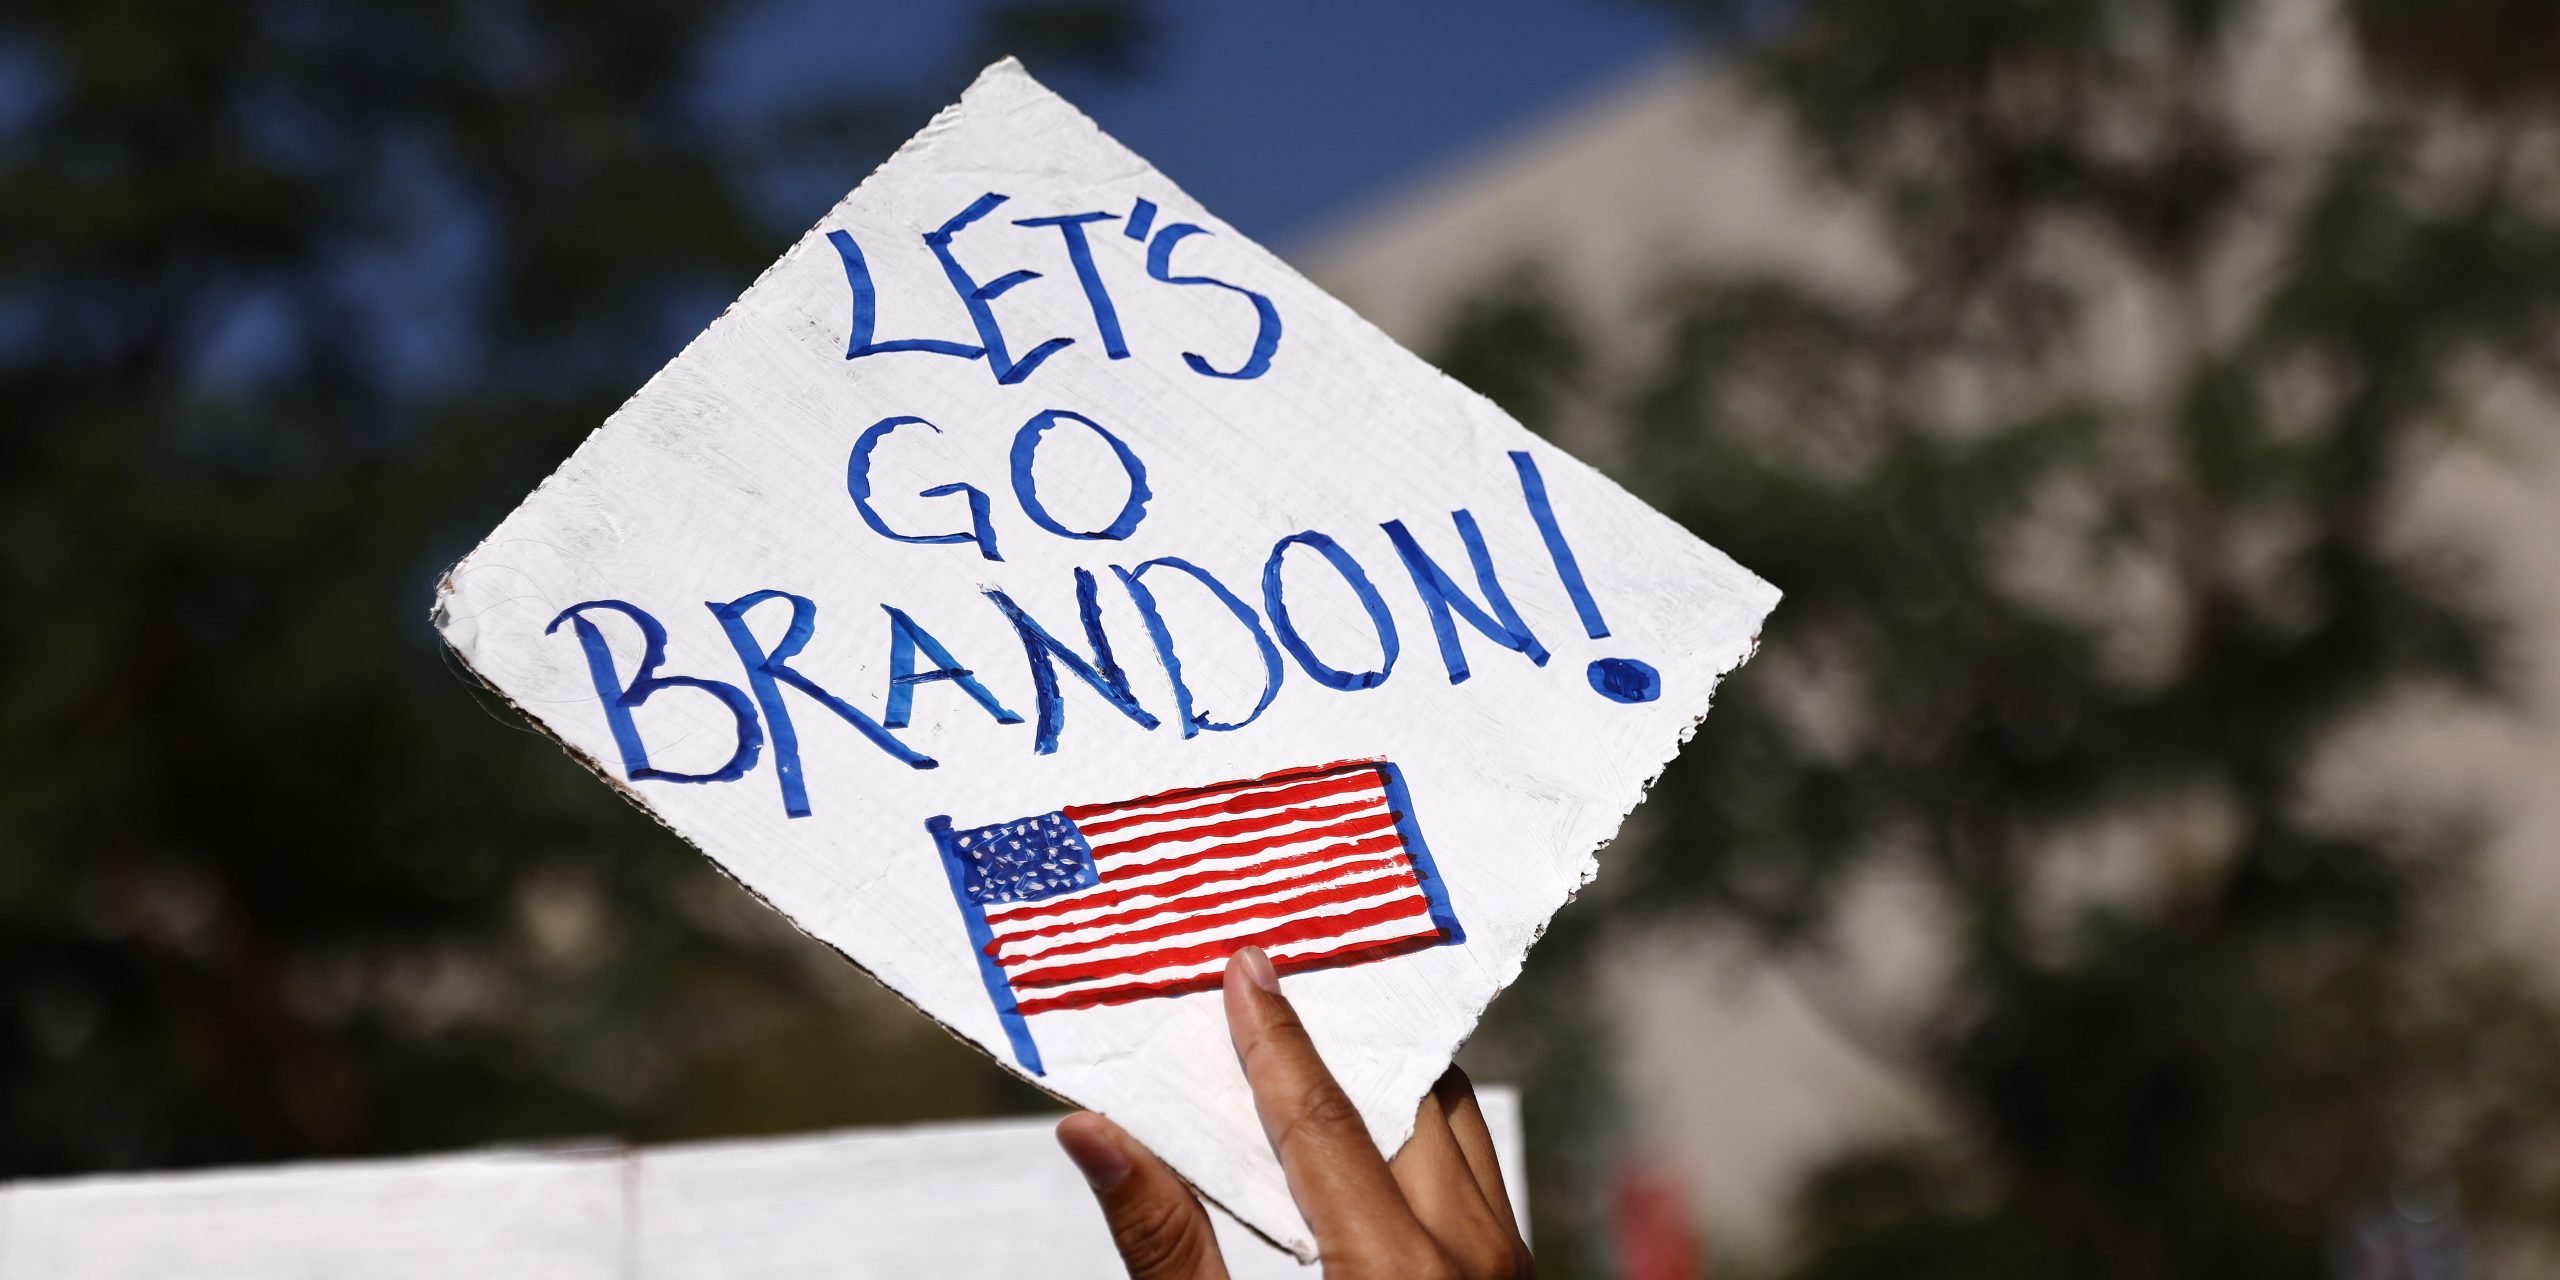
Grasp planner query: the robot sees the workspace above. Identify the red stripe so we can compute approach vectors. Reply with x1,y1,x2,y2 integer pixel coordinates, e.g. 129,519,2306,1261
1061,759,1385,823
1010,929,1445,1016
1007,897,1440,991
993,869,1422,966
1074,774,1382,841
1088,796,1384,860
983,829,1407,923
989,853,1414,948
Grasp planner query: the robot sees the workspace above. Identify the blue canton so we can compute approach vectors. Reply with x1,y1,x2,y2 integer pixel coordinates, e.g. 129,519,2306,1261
953,810,1099,906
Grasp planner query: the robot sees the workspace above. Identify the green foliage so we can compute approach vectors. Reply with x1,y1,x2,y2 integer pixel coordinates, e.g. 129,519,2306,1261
1441,0,2560,1273
0,0,1147,1176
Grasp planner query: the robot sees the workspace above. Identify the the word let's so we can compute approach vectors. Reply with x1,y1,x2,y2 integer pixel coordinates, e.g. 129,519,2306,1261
830,194,1282,386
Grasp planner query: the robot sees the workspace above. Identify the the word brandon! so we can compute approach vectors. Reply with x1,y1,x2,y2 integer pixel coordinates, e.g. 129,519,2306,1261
549,446,1660,819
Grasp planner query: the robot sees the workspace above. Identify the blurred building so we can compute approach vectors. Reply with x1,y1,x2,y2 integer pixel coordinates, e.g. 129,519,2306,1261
1295,2,2560,1264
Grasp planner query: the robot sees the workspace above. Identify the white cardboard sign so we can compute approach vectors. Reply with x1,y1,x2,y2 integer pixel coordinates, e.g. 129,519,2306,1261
434,59,1774,1257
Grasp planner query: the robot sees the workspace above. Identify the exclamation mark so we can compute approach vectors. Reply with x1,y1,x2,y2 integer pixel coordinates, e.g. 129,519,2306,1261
1510,451,1661,704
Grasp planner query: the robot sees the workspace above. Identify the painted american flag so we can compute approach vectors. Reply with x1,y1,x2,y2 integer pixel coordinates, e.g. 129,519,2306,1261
928,759,1464,1074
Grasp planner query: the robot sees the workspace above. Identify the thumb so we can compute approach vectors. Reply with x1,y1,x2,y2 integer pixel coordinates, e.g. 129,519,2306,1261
1058,1112,1232,1280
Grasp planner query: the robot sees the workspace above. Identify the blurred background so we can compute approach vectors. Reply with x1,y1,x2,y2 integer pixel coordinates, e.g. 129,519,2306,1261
8,0,2560,1275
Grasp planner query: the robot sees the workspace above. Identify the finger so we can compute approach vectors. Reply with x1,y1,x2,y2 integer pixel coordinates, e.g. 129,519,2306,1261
1390,1085,1520,1279
1222,946,1428,1260
1433,1067,1525,1238
1057,1112,1231,1280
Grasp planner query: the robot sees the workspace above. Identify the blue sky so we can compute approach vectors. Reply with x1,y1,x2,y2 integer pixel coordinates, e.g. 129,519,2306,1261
711,0,1692,248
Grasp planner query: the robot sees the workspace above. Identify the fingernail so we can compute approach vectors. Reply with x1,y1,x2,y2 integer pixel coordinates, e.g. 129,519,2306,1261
1057,1114,1132,1191
1235,944,1280,995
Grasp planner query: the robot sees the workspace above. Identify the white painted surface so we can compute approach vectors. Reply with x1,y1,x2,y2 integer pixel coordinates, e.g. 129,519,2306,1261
434,58,1773,1256
0,1093,1523,1279
1301,55,1892,364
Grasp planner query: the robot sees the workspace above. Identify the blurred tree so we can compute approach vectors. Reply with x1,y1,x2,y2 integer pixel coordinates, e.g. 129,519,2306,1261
0,0,1147,1176
1440,0,2560,1275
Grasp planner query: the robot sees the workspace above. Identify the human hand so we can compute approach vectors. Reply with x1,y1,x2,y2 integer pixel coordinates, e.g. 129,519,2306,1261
1055,945,1534,1279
